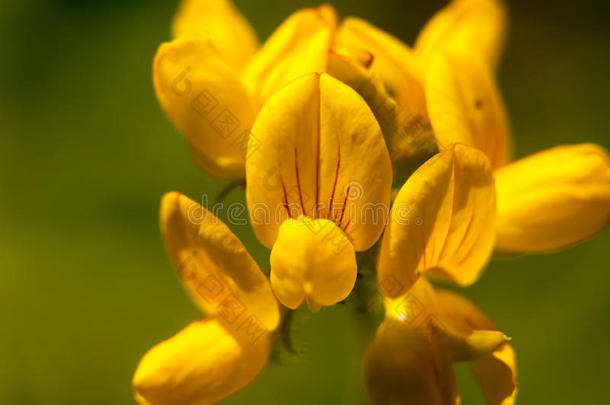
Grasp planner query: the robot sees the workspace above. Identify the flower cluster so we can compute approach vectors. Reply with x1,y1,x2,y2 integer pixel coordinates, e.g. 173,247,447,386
133,1,610,404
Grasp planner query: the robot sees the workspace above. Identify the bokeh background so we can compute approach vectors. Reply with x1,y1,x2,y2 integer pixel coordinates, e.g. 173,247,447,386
1,0,609,403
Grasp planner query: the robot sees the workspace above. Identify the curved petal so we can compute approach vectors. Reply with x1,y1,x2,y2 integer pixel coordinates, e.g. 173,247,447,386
270,216,357,310
328,50,437,171
171,0,259,70
334,17,427,121
415,0,508,71
133,317,272,405
153,39,255,180
241,6,337,109
161,191,279,332
364,317,459,405
494,143,610,253
385,278,507,363
426,50,511,170
246,73,392,251
435,289,518,405
378,144,496,296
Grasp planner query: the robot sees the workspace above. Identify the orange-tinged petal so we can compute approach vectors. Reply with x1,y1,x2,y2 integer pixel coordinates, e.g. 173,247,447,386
334,17,428,120
415,0,508,71
385,278,507,363
270,216,357,310
171,0,259,70
494,143,610,253
160,191,279,332
426,50,511,170
435,289,517,405
133,317,272,405
364,317,459,405
328,50,437,171
153,39,255,180
378,144,496,296
241,6,337,109
246,73,392,251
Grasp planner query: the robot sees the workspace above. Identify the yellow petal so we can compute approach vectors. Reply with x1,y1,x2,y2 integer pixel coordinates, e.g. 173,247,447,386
133,317,272,405
246,73,392,251
435,289,517,405
171,0,259,70
327,50,437,170
386,279,507,362
153,39,256,180
426,50,511,170
378,144,496,296
241,6,337,109
364,317,459,405
494,143,610,253
334,17,427,120
415,0,508,71
161,191,279,333
270,216,357,310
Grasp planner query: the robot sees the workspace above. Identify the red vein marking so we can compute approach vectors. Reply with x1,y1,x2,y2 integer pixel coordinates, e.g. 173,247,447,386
328,144,341,220
342,219,351,231
294,148,306,216
315,132,321,218
337,185,350,227
281,179,291,218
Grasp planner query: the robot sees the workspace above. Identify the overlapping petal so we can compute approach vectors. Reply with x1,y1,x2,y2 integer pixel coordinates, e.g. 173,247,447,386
161,191,280,331
494,143,610,253
133,317,273,405
378,144,496,296
270,216,357,310
241,6,337,109
364,317,459,405
415,0,508,71
334,17,428,120
171,0,259,70
426,50,511,170
153,39,255,179
435,289,517,405
246,72,392,251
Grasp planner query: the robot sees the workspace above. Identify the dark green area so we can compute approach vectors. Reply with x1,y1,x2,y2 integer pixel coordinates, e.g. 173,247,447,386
1,0,609,403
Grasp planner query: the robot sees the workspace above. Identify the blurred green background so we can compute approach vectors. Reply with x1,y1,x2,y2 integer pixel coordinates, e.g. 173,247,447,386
1,0,609,403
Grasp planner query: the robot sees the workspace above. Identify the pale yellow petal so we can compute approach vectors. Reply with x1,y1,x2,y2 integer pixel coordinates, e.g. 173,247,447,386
378,144,496,296
495,143,610,253
426,50,511,170
171,0,259,70
270,216,357,310
435,289,517,405
415,0,508,71
133,317,272,405
241,6,337,109
246,73,392,251
364,317,459,405
334,17,427,120
161,191,279,333
153,39,255,180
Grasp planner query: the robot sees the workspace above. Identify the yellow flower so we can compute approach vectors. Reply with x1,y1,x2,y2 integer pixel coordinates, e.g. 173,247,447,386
425,49,610,253
337,0,610,254
365,278,517,405
371,144,517,404
246,72,392,310
154,0,337,179
133,192,280,405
